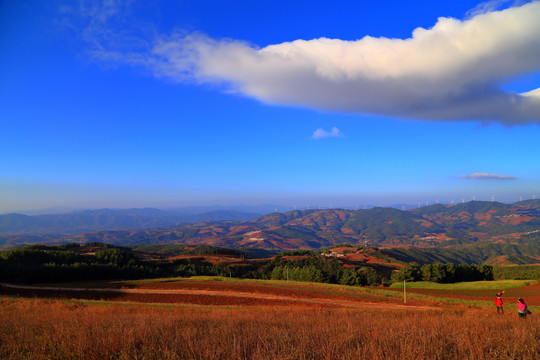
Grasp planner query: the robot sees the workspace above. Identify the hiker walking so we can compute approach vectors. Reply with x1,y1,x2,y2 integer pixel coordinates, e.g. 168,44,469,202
495,291,505,314
517,298,531,318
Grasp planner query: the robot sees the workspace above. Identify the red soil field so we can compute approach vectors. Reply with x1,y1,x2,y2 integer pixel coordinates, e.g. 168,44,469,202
341,252,407,268
4,279,540,312
500,215,533,225
0,280,434,310
166,254,249,265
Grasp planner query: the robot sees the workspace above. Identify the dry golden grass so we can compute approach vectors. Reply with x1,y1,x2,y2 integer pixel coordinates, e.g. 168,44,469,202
1,297,540,359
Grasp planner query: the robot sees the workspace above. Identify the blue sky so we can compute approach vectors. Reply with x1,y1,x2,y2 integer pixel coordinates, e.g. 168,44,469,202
1,0,540,213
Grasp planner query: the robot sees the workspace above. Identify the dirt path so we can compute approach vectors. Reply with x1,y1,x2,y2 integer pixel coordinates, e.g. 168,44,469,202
0,283,437,310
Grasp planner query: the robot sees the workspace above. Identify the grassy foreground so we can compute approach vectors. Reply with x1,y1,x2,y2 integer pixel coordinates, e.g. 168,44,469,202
3,278,540,359
2,297,540,360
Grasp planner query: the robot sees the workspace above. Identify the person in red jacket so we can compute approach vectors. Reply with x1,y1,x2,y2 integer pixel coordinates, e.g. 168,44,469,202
495,291,505,314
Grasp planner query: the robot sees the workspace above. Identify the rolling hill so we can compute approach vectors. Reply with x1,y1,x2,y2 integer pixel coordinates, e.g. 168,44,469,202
3,200,540,253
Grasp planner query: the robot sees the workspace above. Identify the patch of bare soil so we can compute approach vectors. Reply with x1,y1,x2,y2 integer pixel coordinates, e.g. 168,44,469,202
0,282,435,310
166,254,248,265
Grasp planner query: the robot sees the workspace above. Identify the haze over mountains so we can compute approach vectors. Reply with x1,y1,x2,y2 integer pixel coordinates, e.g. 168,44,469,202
0,208,262,236
2,200,539,252
2,204,296,217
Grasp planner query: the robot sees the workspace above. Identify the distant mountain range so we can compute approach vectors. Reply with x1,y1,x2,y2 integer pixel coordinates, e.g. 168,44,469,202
0,208,262,236
2,200,539,251
1,204,295,217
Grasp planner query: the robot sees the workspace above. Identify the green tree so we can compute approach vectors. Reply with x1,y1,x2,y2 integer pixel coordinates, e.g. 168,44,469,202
340,269,365,286
391,267,420,282
362,268,382,286
94,248,137,267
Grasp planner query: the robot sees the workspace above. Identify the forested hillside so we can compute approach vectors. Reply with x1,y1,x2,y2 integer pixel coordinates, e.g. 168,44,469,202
0,243,504,285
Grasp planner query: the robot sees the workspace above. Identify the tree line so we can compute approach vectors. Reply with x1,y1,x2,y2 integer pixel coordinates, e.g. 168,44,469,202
0,245,161,283
0,244,501,286
0,244,386,285
390,263,493,283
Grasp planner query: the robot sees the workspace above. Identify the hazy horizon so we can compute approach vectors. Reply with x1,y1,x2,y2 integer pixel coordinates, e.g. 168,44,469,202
3,195,538,216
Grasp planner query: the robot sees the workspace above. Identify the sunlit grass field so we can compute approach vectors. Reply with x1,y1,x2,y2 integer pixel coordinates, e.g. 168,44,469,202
22,277,540,309
389,279,535,290
3,278,540,359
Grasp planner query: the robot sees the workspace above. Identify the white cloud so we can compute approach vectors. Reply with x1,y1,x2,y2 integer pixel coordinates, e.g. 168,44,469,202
74,1,540,125
311,127,344,139
460,173,517,180
143,1,540,125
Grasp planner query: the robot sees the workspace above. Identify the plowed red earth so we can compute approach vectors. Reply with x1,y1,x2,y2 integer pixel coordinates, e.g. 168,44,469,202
0,281,434,310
